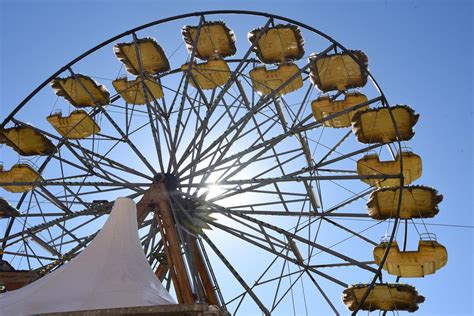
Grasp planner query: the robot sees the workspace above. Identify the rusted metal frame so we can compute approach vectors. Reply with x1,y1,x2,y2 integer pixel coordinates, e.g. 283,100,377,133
201,233,271,316
197,237,226,308
168,195,229,306
15,213,70,218
145,239,164,263
184,233,217,304
155,262,169,281
142,215,159,255
150,183,195,304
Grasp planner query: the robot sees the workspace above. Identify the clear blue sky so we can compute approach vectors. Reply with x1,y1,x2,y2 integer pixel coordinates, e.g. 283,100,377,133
1,0,472,315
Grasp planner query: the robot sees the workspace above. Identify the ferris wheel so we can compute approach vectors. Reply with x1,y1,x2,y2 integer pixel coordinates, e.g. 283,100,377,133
0,10,447,315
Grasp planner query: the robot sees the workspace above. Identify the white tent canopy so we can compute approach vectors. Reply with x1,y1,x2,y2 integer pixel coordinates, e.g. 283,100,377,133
0,197,176,315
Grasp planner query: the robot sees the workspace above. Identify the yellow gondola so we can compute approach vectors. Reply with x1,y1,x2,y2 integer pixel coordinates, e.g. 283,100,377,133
112,76,164,104
182,21,237,60
114,37,170,75
181,58,231,90
0,198,19,218
249,63,303,96
311,92,368,128
367,185,442,220
0,164,42,193
1,126,56,156
342,283,425,312
309,50,368,92
351,105,419,143
47,110,100,139
357,151,422,187
248,24,305,64
51,74,110,107
373,239,448,277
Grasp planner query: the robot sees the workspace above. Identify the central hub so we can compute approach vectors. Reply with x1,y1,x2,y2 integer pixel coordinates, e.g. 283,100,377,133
153,173,178,192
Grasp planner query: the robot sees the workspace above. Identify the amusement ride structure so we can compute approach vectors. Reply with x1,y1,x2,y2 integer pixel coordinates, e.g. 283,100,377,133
0,10,447,315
